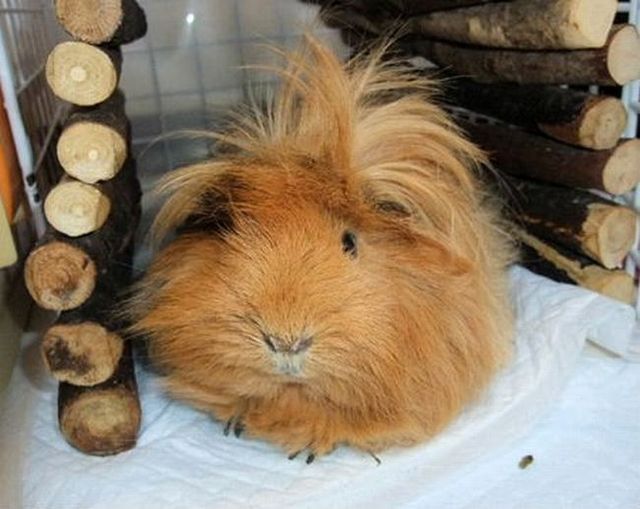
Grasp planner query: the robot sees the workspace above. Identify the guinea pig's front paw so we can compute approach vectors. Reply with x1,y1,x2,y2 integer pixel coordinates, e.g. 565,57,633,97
286,441,338,464
241,411,338,463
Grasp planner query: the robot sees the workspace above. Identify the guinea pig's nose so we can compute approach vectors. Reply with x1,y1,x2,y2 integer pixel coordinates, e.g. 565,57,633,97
262,333,313,354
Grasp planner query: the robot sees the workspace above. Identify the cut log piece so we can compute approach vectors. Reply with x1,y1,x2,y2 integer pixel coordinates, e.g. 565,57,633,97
44,176,111,237
57,91,129,183
45,154,143,237
24,240,98,311
409,25,640,85
25,161,141,310
444,78,627,150
517,229,636,305
58,340,141,455
504,176,637,269
55,0,147,46
46,42,122,106
42,287,125,386
461,120,640,195
410,0,617,49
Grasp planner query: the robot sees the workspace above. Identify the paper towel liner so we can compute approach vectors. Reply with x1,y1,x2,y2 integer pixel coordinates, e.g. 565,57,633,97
1,266,638,509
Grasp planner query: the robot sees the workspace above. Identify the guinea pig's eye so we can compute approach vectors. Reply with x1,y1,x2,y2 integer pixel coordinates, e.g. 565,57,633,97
376,200,410,218
341,230,358,258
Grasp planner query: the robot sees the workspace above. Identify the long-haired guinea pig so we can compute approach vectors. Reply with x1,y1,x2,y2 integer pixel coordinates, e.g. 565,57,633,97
128,35,515,460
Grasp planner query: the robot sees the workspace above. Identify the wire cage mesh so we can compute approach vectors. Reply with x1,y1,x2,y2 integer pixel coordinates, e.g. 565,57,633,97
0,0,65,236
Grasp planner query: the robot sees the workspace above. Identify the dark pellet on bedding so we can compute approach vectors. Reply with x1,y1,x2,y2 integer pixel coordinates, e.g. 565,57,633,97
519,455,534,469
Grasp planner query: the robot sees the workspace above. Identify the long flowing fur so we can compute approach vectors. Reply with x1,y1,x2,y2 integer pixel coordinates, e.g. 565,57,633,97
127,35,516,456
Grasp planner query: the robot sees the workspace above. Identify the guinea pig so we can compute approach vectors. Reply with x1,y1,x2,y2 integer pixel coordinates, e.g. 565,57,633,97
127,35,515,461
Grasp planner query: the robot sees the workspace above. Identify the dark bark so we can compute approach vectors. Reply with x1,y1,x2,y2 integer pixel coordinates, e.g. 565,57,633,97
58,340,141,455
460,120,640,195
55,0,147,46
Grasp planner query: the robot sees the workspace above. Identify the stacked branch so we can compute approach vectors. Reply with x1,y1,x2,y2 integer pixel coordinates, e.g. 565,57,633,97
461,120,640,195
57,91,129,183
408,0,617,49
316,0,640,303
41,285,126,387
444,79,627,150
516,229,636,305
25,161,141,311
502,176,637,269
46,42,122,106
44,176,112,237
55,0,147,46
58,340,141,455
30,0,146,457
408,24,640,85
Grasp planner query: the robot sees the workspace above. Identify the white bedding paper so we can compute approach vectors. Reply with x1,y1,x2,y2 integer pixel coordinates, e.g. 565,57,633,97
1,266,638,509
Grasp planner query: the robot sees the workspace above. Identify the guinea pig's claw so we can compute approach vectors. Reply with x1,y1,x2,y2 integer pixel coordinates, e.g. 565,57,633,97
223,418,233,436
368,451,382,466
287,450,301,460
223,417,244,437
287,447,317,464
233,421,245,438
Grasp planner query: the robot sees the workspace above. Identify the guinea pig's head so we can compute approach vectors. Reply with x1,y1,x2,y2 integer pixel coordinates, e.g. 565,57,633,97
128,36,513,414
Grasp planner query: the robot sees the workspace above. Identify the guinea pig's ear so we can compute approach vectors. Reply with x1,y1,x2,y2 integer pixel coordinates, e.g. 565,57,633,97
150,161,238,245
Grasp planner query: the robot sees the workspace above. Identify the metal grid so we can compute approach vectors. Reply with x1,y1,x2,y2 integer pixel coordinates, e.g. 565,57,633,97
120,0,348,175
0,0,65,236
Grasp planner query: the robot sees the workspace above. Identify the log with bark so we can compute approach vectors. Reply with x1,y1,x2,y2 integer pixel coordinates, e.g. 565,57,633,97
516,228,636,305
408,24,640,85
443,78,627,150
42,286,125,386
45,152,142,237
55,0,147,46
44,176,112,237
503,176,637,269
24,161,141,310
461,120,640,195
46,42,122,106
58,340,141,455
409,0,617,49
57,91,130,184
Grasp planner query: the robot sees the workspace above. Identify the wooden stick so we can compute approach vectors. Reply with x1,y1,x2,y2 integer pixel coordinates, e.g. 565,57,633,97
410,0,617,49
517,229,636,305
44,176,112,237
24,161,141,310
408,24,640,85
42,287,125,386
24,239,98,311
461,120,640,195
503,176,637,269
46,42,122,106
58,340,141,455
55,0,147,46
444,78,627,150
57,91,129,183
